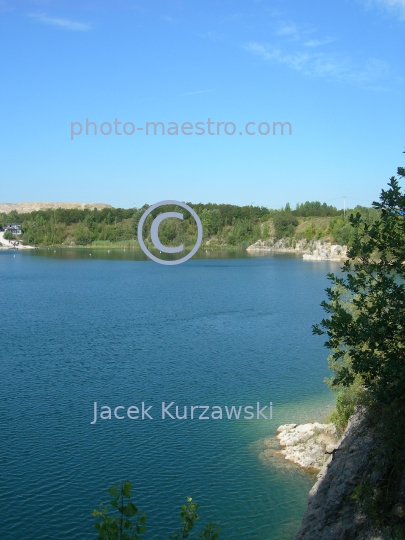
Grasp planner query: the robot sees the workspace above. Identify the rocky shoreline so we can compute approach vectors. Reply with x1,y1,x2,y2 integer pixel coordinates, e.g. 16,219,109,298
260,422,338,472
247,238,347,261
292,412,375,539
269,413,405,539
276,422,338,470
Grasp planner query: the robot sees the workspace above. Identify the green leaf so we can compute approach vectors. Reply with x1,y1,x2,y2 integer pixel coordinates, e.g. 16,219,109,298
108,485,119,498
123,502,138,517
122,480,133,498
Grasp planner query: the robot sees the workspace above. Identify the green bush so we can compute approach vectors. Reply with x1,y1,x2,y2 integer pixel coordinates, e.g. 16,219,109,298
261,222,270,239
93,481,220,540
272,213,298,239
74,224,94,246
328,377,367,433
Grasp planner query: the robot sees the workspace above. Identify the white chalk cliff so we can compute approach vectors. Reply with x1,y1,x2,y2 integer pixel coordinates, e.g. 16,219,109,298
247,238,347,261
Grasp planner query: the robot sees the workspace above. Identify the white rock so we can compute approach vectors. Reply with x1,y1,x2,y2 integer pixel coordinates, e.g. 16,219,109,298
276,422,338,470
246,238,347,261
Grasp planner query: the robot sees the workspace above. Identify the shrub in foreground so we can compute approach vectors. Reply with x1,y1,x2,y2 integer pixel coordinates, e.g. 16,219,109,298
93,481,220,540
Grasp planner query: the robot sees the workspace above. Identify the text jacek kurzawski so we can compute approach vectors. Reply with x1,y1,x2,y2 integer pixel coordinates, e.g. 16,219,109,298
91,402,273,424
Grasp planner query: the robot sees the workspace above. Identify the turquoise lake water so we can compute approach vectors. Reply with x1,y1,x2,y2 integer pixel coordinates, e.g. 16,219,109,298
0,249,342,539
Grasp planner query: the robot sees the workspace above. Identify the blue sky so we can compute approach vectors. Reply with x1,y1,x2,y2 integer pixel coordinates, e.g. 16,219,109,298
0,0,404,209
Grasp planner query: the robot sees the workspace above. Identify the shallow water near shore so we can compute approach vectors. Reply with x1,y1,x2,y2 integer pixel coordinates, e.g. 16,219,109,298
0,250,340,540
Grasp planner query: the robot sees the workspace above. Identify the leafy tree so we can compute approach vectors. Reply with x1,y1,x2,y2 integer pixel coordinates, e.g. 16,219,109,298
209,209,222,235
272,212,298,239
131,205,149,237
261,222,270,239
6,210,19,223
85,212,95,225
294,201,340,217
313,167,405,405
226,218,259,246
105,212,114,225
326,216,352,245
74,223,94,245
159,218,180,244
200,209,213,237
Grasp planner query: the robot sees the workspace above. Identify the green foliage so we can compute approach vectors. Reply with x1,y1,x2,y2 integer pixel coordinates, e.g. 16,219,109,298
168,498,220,540
94,485,220,540
131,205,149,236
3,230,14,240
0,199,362,248
74,223,94,246
198,523,220,540
327,207,380,247
92,481,146,540
314,166,405,532
299,223,324,242
350,478,391,525
261,222,270,239
168,497,199,540
314,169,405,405
272,212,298,239
189,203,269,227
326,216,352,245
226,218,261,246
327,376,367,433
6,210,19,223
294,201,340,217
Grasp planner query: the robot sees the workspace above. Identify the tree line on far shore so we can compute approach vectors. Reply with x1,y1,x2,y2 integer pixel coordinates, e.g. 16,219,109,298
0,201,378,249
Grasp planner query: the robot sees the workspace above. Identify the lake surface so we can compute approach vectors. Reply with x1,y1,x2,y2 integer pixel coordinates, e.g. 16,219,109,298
0,249,341,540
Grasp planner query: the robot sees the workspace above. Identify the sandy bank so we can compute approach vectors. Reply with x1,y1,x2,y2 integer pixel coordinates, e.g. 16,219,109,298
0,231,35,250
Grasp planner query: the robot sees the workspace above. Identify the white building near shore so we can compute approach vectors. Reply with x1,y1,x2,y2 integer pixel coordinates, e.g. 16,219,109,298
5,223,22,235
